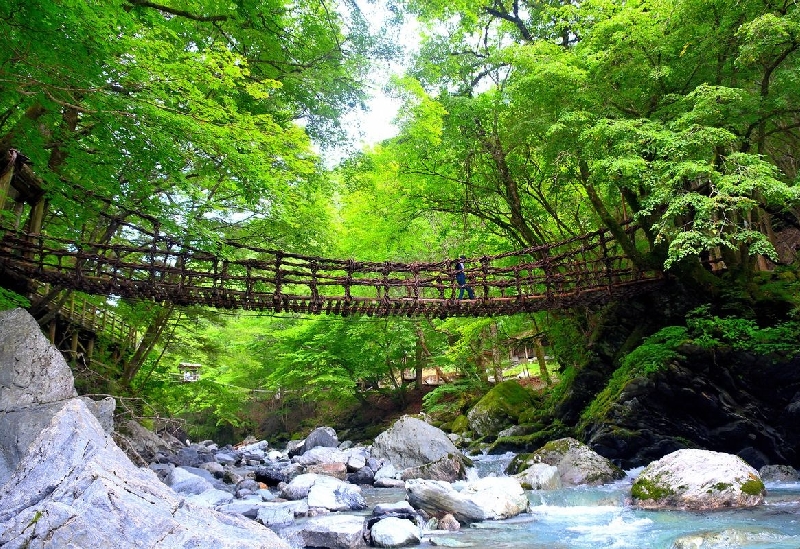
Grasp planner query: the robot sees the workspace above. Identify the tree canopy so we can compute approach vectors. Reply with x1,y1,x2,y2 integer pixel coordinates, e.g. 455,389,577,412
2,0,800,441
1,0,395,251
383,0,800,271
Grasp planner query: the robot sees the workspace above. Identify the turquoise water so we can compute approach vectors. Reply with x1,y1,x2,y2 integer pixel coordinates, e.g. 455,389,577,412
363,475,800,548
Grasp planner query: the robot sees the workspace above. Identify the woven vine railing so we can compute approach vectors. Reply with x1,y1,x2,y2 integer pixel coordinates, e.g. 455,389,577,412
0,220,663,317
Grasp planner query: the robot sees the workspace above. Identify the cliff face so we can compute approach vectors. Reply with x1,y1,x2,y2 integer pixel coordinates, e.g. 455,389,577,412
584,346,800,469
515,272,800,470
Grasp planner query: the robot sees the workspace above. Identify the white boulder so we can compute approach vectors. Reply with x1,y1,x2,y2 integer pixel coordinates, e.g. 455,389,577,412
516,463,562,490
370,517,421,547
280,514,367,548
307,474,367,511
631,449,766,510
280,472,320,500
406,477,528,523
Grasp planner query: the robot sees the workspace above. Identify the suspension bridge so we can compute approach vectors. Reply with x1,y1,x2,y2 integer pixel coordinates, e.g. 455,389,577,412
0,222,663,319
0,147,664,319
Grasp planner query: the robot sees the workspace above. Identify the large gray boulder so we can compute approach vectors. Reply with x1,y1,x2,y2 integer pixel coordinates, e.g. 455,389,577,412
631,449,765,510
0,310,78,483
372,416,462,470
304,426,339,450
759,464,799,482
0,399,288,548
292,445,350,467
165,466,216,495
307,474,367,511
0,308,288,548
0,308,77,411
400,453,471,482
280,514,367,549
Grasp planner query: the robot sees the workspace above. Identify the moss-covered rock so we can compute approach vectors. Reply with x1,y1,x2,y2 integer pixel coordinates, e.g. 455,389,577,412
466,380,536,437
490,420,574,455
450,414,470,434
507,437,625,486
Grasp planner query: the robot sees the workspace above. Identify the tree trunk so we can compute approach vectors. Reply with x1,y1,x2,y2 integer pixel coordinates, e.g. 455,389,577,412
579,160,648,269
533,337,552,387
490,321,503,383
121,304,175,387
414,323,432,389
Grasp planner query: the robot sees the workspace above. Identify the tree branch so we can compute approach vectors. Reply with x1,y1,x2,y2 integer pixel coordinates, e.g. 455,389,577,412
484,1,533,42
125,0,228,22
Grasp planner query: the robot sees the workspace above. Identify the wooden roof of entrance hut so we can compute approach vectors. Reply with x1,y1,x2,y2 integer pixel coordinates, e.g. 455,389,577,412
177,362,202,383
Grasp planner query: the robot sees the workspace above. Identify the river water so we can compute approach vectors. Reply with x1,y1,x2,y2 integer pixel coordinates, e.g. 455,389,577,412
362,454,800,549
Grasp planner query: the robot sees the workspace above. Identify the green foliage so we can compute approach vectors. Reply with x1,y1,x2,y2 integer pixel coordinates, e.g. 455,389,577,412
621,326,690,375
0,288,30,311
686,305,800,355
740,477,765,496
546,316,596,371
422,378,486,419
384,0,800,272
581,326,688,425
253,316,420,401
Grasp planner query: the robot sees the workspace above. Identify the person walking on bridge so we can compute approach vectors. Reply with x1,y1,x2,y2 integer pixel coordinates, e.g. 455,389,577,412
455,255,475,300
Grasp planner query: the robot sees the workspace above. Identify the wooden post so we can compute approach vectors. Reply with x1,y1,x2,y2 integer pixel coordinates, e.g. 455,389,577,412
48,320,56,343
23,198,46,262
0,150,14,212
86,337,95,361
12,201,23,229
27,198,46,235
70,332,79,363
414,325,426,390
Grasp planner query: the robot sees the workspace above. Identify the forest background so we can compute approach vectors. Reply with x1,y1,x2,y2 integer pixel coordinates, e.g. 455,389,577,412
1,0,800,445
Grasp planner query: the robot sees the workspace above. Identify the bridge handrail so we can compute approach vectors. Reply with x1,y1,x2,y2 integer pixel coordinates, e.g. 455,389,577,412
31,283,141,349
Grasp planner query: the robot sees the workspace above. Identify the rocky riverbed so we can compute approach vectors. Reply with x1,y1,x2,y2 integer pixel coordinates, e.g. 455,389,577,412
2,307,799,548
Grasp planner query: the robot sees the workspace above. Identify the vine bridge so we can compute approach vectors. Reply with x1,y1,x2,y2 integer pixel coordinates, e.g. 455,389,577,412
0,222,663,318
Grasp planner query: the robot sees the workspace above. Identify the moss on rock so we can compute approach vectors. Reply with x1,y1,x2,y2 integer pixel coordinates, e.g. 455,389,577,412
631,474,676,501
450,414,470,434
740,477,765,496
466,380,536,437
